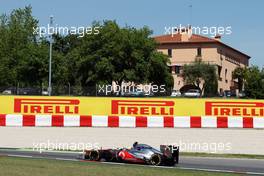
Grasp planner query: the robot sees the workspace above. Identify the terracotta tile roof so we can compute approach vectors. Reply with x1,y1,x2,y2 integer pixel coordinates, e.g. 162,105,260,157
154,33,216,43
154,33,250,58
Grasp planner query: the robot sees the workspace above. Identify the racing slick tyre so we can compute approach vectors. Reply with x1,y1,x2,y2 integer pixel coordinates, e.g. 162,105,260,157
89,150,100,161
149,154,162,166
104,151,114,162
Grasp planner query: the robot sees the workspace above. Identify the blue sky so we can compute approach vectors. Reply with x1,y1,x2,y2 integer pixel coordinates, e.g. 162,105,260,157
1,0,264,66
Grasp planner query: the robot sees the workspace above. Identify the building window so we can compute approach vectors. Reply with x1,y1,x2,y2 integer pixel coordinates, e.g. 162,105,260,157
170,66,174,73
217,65,222,81
197,48,202,57
168,49,172,57
225,68,228,83
175,66,181,74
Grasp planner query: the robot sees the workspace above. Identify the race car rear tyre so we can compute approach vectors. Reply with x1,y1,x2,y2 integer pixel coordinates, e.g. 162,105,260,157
149,154,162,166
89,150,100,161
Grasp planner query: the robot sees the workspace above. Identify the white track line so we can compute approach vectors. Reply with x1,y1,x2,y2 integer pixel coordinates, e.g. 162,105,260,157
182,156,264,161
55,158,79,161
179,167,264,175
8,154,32,158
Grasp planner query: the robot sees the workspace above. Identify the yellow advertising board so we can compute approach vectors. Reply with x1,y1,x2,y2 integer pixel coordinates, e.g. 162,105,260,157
0,96,263,117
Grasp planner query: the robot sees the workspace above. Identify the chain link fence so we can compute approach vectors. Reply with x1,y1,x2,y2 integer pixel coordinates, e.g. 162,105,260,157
0,85,242,98
0,85,173,97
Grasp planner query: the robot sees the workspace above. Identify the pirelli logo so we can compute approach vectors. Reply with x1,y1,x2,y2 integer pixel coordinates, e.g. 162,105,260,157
111,100,175,115
14,98,80,114
205,101,264,117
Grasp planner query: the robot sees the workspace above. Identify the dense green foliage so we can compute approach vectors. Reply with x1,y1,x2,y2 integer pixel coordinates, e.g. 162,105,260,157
0,6,43,87
182,61,218,96
232,67,247,92
244,66,264,99
0,6,173,95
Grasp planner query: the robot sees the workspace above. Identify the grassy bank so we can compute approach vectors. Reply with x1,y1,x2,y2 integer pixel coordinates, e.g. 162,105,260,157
0,156,237,176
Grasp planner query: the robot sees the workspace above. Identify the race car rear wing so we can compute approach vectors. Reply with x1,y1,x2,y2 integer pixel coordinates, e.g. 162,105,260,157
160,145,179,164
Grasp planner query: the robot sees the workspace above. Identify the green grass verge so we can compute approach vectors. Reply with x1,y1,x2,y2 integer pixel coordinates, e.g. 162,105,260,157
0,156,237,176
181,152,264,159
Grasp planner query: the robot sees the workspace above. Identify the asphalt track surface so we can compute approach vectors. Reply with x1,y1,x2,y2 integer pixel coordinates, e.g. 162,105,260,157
0,149,264,175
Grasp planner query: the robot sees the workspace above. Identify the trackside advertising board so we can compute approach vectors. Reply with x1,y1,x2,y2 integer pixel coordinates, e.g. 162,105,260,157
0,96,263,117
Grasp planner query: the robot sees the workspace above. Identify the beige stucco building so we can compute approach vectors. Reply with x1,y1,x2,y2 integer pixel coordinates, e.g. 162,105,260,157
154,30,250,95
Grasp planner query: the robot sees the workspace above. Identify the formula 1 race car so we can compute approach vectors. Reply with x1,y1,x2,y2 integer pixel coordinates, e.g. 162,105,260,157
83,142,179,166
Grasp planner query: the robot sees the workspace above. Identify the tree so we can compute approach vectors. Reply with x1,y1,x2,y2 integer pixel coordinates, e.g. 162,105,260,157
182,61,218,96
244,66,264,99
0,6,47,89
232,67,247,92
1,7,173,95
232,66,264,99
75,21,173,92
148,52,173,89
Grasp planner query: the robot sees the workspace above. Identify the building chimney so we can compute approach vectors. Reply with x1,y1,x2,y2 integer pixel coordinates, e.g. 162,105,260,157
214,34,221,41
180,26,192,42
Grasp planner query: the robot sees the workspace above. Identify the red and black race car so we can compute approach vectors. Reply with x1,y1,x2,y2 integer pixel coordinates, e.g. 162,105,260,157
83,142,179,166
